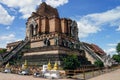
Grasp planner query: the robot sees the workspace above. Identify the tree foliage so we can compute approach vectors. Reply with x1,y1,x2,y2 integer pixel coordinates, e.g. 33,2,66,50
63,54,80,70
116,43,120,54
112,54,120,63
94,60,104,67
0,49,7,54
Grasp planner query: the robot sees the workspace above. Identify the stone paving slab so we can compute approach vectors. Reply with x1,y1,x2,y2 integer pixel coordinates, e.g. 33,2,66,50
1,69,120,80
88,69,120,80
0,72,75,80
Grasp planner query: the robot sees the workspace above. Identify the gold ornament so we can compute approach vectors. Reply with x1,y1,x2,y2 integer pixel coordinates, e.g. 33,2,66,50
5,62,10,68
53,61,58,70
47,60,52,70
22,60,28,70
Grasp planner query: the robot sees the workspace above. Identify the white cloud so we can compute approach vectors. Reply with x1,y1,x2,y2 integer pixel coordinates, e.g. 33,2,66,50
6,26,10,30
46,0,68,8
104,42,118,55
0,34,15,41
9,7,17,15
116,25,120,31
0,0,42,19
0,34,23,48
104,48,116,55
76,6,120,39
0,34,15,48
0,4,14,25
77,19,101,38
107,43,117,47
0,0,69,19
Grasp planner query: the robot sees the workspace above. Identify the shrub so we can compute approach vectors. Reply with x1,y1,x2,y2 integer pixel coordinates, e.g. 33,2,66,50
94,60,104,67
116,43,120,54
63,54,80,70
112,54,120,63
0,49,7,54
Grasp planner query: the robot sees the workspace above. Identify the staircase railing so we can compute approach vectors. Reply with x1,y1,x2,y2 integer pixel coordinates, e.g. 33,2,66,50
85,44,104,62
3,41,23,58
80,43,103,62
2,40,29,65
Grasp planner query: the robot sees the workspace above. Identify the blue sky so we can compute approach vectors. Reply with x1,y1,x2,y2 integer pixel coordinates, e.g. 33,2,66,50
0,0,120,55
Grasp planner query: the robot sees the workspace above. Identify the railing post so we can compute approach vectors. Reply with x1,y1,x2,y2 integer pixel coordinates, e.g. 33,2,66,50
73,70,77,79
92,68,94,77
99,67,101,75
83,67,85,80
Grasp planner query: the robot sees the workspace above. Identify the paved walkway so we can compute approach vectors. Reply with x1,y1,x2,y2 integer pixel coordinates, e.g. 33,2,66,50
88,69,120,80
0,69,120,80
0,72,75,80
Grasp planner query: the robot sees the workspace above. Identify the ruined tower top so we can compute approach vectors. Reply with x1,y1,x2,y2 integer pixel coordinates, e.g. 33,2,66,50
36,2,59,18
26,2,79,41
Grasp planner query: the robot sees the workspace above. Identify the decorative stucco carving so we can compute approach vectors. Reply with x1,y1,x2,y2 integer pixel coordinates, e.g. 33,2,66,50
26,18,38,39
70,21,78,40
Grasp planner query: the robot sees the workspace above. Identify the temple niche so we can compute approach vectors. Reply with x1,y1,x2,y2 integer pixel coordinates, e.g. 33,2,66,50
26,19,38,38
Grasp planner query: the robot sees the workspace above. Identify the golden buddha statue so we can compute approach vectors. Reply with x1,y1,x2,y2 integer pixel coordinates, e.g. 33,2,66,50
5,62,10,69
53,61,58,70
47,60,52,70
22,60,28,70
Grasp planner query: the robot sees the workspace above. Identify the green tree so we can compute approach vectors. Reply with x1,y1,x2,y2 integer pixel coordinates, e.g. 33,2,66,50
63,54,80,70
94,60,104,67
112,54,120,63
0,49,7,54
116,43,120,54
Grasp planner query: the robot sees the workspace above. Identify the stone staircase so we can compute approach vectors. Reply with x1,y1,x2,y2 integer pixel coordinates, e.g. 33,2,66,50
1,40,29,65
80,42,103,62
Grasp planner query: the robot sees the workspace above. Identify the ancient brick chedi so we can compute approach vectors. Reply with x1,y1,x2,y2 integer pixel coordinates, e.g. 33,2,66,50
2,2,108,66
24,2,83,65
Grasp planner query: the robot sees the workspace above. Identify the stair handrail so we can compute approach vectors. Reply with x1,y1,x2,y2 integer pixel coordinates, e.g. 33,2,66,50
3,41,24,58
2,40,29,65
83,43,104,62
80,43,102,61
